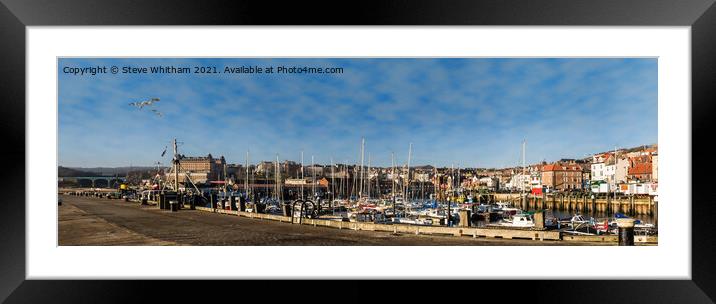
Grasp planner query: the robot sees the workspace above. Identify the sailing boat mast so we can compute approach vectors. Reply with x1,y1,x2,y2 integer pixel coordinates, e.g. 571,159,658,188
391,152,397,218
351,162,356,200
344,160,348,199
613,146,618,201
245,150,250,201
300,150,304,200
405,142,412,200
451,163,455,193
375,156,380,199
275,154,281,203
345,160,350,199
172,138,179,192
421,168,425,200
434,166,438,201
223,161,228,196
391,152,396,199
367,153,371,199
330,157,335,202
457,164,461,196
359,137,365,198
521,139,526,207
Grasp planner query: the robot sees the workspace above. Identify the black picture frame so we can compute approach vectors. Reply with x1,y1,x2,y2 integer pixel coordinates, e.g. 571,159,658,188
1,0,714,302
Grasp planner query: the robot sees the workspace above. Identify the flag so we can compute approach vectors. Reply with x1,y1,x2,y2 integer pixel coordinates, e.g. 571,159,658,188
161,146,167,157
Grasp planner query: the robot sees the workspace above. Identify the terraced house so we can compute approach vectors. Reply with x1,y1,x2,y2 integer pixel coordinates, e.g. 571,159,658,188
541,163,584,191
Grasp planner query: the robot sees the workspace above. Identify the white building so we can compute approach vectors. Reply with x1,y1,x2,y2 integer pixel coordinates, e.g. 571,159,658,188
285,178,311,185
479,176,499,191
507,173,530,192
591,153,616,186
614,157,630,184
530,171,542,189
413,172,431,182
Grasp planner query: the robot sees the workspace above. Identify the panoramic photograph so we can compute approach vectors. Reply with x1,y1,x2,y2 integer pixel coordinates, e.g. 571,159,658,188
57,57,658,246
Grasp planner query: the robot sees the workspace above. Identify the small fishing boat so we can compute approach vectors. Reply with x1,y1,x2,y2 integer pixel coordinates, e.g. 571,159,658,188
392,216,433,226
490,213,535,228
614,213,657,234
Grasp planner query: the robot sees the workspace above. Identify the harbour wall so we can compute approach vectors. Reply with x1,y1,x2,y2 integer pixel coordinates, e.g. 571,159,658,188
493,193,657,216
195,206,562,240
193,206,658,244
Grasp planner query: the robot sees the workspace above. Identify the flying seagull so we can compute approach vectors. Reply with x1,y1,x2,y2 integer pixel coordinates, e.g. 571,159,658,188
151,109,163,117
128,97,160,109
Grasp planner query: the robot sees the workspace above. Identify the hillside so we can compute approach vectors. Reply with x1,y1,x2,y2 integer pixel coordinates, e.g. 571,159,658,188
58,166,157,177
58,166,101,177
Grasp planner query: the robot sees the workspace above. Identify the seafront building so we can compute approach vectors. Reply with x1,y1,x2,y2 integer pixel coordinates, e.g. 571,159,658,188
66,144,658,198
165,154,226,184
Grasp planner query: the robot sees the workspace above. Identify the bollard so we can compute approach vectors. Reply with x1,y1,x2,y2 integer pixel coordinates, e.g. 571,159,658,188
169,200,178,212
257,203,265,214
239,196,246,212
282,204,292,217
534,210,545,229
616,218,636,246
459,210,471,227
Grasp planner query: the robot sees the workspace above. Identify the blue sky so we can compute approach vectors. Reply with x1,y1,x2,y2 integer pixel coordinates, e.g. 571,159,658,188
58,58,657,168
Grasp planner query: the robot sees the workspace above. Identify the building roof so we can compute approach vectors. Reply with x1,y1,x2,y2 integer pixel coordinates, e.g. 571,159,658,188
628,156,652,168
182,156,211,161
181,154,223,161
542,164,558,171
542,164,582,172
628,163,652,175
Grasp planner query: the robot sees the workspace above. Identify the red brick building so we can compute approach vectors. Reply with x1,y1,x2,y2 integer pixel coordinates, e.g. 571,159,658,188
628,162,653,182
541,163,584,191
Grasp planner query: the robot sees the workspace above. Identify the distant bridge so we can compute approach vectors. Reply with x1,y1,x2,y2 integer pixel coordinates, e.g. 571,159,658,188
59,176,127,188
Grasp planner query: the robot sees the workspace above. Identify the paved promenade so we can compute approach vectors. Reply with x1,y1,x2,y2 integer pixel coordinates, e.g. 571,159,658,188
59,195,601,246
